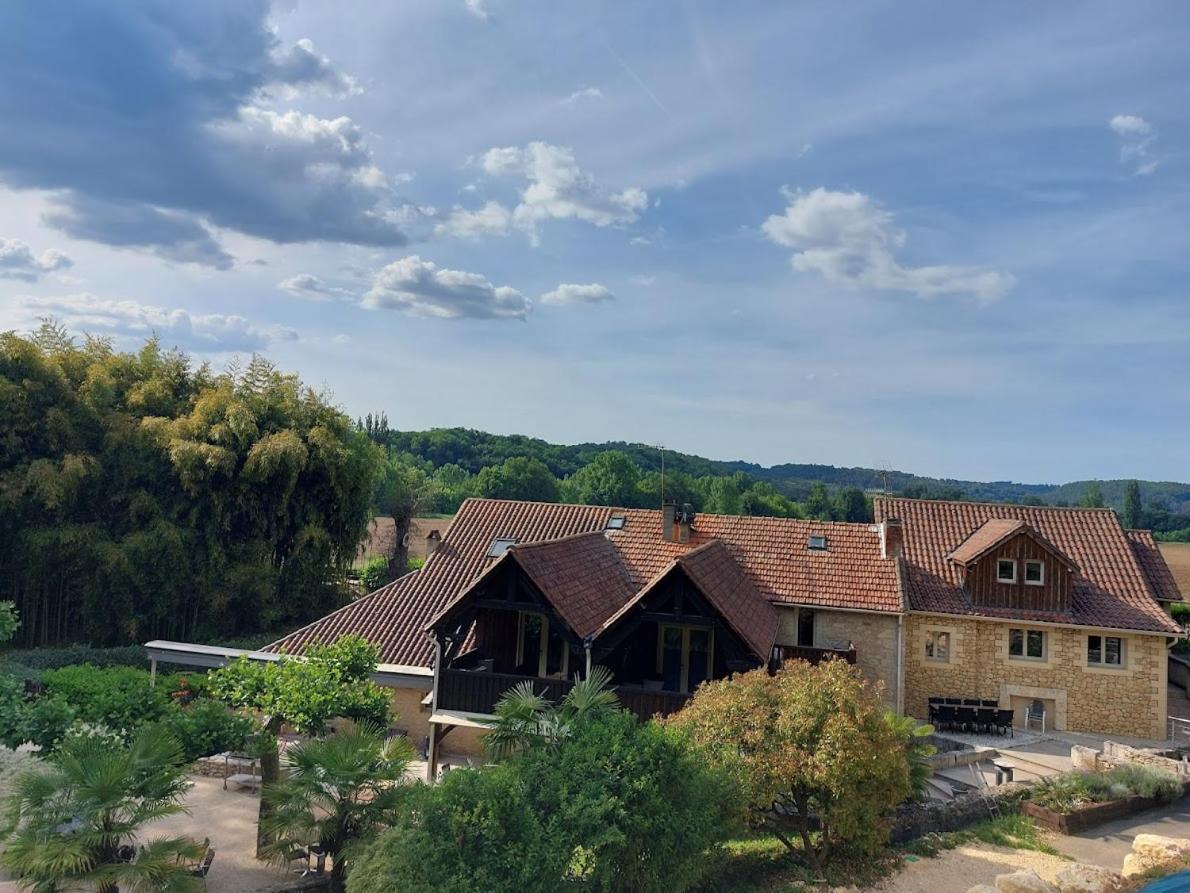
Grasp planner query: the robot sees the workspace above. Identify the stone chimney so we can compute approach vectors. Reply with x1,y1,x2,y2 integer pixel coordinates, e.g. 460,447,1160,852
881,518,903,560
425,529,441,558
661,501,676,542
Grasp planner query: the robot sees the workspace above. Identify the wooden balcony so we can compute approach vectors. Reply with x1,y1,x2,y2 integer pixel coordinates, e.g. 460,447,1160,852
437,668,690,721
773,644,857,667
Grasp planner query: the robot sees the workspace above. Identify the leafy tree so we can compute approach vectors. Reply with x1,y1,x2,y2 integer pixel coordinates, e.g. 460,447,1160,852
560,450,642,507
833,487,870,522
431,463,474,512
372,454,435,575
0,329,379,646
667,660,911,869
1123,480,1143,529
803,482,834,520
0,727,202,892
483,666,620,757
699,473,745,515
262,723,415,893
358,556,391,592
1081,481,1105,508
474,457,560,503
0,602,19,644
206,635,391,855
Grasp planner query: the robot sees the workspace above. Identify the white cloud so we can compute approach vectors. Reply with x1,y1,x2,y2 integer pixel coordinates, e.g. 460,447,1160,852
12,293,296,352
278,273,353,300
762,187,1014,300
434,201,513,239
0,239,73,281
363,256,529,319
541,283,615,305
268,38,361,98
1109,114,1159,175
474,142,647,244
464,0,488,20
562,87,603,105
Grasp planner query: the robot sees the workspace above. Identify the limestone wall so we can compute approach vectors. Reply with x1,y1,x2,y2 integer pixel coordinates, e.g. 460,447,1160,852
776,606,900,706
903,614,1169,740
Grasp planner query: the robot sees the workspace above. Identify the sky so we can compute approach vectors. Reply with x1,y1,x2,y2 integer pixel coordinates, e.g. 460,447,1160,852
1,1,1188,485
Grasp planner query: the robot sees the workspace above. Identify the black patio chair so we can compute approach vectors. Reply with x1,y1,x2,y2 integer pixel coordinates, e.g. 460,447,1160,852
190,848,215,892
995,709,1015,737
974,707,996,733
980,699,999,708
928,696,944,705
962,698,980,706
935,705,957,731
956,706,978,732
943,697,960,705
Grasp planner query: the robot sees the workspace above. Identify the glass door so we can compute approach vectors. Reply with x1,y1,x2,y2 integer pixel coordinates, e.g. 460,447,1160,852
658,625,715,693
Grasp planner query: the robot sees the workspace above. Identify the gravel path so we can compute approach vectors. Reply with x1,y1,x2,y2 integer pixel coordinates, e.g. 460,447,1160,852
856,844,1069,893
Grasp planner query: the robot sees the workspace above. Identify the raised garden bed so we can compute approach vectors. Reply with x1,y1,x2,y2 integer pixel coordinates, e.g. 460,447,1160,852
1023,791,1174,835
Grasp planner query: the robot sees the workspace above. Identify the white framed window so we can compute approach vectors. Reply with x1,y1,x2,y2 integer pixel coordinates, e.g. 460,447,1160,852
1024,560,1045,586
1008,628,1046,660
925,630,951,663
997,559,1017,583
1087,635,1125,667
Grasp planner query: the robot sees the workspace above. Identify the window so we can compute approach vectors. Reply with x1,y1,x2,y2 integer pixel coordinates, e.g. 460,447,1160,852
486,537,517,558
516,612,569,678
797,609,815,647
996,559,1017,583
1024,560,1045,586
808,535,828,551
605,516,626,530
925,630,950,662
1088,635,1124,667
657,625,714,693
1008,628,1046,660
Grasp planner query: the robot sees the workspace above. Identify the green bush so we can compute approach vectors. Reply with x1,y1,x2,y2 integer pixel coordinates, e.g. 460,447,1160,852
0,644,148,671
1029,766,1182,813
20,696,78,750
359,556,391,592
155,699,254,762
40,664,176,737
349,713,738,893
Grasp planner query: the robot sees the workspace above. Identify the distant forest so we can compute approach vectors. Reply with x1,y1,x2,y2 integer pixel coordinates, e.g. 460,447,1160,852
362,419,1190,541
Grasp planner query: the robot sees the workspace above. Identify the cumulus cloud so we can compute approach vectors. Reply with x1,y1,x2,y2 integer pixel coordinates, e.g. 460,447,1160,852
540,283,615,305
453,142,646,245
562,87,603,105
278,273,353,300
434,201,514,239
762,188,1014,300
464,0,489,19
1109,114,1159,175
363,255,529,319
0,238,73,281
0,3,404,267
13,293,297,352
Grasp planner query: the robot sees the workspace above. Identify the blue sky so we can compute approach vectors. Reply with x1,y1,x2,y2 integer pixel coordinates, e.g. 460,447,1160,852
1,1,1188,484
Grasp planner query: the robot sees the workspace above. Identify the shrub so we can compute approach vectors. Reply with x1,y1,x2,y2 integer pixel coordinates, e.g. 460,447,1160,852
359,556,391,592
0,644,148,671
20,696,78,751
155,699,255,763
668,660,912,869
1029,765,1183,812
40,664,175,737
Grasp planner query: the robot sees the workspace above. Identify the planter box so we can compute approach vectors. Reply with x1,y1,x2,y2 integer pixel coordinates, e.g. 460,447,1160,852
1023,795,1165,834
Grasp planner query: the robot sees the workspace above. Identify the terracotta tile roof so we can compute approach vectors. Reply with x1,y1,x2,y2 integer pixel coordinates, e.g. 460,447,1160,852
1128,529,1183,602
874,497,1180,634
503,532,638,639
947,518,1077,570
268,498,901,667
673,540,779,660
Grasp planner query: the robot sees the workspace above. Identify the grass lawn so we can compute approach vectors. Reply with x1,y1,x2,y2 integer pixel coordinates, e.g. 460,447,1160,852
713,814,1058,892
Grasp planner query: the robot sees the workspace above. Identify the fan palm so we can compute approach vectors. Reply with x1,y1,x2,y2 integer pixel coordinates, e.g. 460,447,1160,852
259,723,415,893
0,727,202,892
484,665,621,757
885,711,937,799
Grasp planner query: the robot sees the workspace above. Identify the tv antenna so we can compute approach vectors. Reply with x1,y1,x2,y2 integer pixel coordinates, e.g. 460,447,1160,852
656,443,667,505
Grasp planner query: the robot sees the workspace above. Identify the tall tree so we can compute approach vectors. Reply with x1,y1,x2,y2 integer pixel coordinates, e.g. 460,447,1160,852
560,450,642,507
833,487,870,522
1081,481,1106,508
473,457,560,503
803,482,834,520
1123,480,1143,529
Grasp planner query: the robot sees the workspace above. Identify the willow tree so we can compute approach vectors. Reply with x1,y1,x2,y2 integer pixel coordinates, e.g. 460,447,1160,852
0,325,380,646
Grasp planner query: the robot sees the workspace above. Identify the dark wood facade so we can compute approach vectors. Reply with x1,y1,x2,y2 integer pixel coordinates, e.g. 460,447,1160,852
962,532,1074,613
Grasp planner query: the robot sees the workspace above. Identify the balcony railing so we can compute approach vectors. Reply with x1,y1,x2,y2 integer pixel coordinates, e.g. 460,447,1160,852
437,668,690,721
773,644,857,667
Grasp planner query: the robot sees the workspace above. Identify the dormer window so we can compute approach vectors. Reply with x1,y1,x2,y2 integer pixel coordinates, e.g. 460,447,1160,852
606,516,626,531
1024,560,1044,586
487,537,517,558
996,559,1016,583
808,535,828,552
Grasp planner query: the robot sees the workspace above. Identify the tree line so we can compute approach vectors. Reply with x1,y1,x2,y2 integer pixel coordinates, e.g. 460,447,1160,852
0,327,380,648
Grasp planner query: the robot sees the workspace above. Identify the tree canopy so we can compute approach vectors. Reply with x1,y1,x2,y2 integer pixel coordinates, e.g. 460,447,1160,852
0,327,380,647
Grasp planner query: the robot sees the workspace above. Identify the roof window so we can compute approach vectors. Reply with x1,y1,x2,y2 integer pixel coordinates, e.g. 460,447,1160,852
486,537,517,558
606,516,626,530
808,535,828,551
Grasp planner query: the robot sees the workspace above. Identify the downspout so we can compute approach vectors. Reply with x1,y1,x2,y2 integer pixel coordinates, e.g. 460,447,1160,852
427,636,443,783
583,635,593,678
895,613,905,715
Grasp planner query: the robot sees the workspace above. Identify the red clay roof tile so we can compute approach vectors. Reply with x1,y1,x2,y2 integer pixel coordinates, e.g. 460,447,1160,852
1127,529,1183,603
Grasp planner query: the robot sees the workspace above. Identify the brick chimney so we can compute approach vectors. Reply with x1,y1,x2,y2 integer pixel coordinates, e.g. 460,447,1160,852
425,529,441,558
881,518,903,560
661,501,676,542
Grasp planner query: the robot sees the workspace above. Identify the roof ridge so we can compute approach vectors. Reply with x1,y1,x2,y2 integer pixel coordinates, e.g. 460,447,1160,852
874,495,1118,514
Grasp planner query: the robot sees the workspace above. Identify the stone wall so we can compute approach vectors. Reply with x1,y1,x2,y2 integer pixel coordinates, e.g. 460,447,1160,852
776,606,900,706
903,614,1168,740
389,684,433,751
889,783,1030,844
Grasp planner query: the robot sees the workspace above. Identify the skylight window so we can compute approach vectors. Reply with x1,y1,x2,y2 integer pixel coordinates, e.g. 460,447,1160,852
808,535,828,551
487,537,517,558
606,516,626,530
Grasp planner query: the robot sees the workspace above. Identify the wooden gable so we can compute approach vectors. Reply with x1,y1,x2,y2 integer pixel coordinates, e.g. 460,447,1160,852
962,529,1075,613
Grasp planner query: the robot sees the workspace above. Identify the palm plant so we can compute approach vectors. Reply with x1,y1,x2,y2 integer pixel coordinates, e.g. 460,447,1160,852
885,711,937,800
0,727,202,893
259,723,415,893
484,665,621,757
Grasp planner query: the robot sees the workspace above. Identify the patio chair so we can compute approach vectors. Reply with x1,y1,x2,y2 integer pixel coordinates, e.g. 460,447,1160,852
980,699,999,708
943,697,960,705
927,696,944,705
935,705,957,731
956,706,978,732
190,848,215,892
1025,702,1046,733
995,709,1015,737
962,698,980,706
